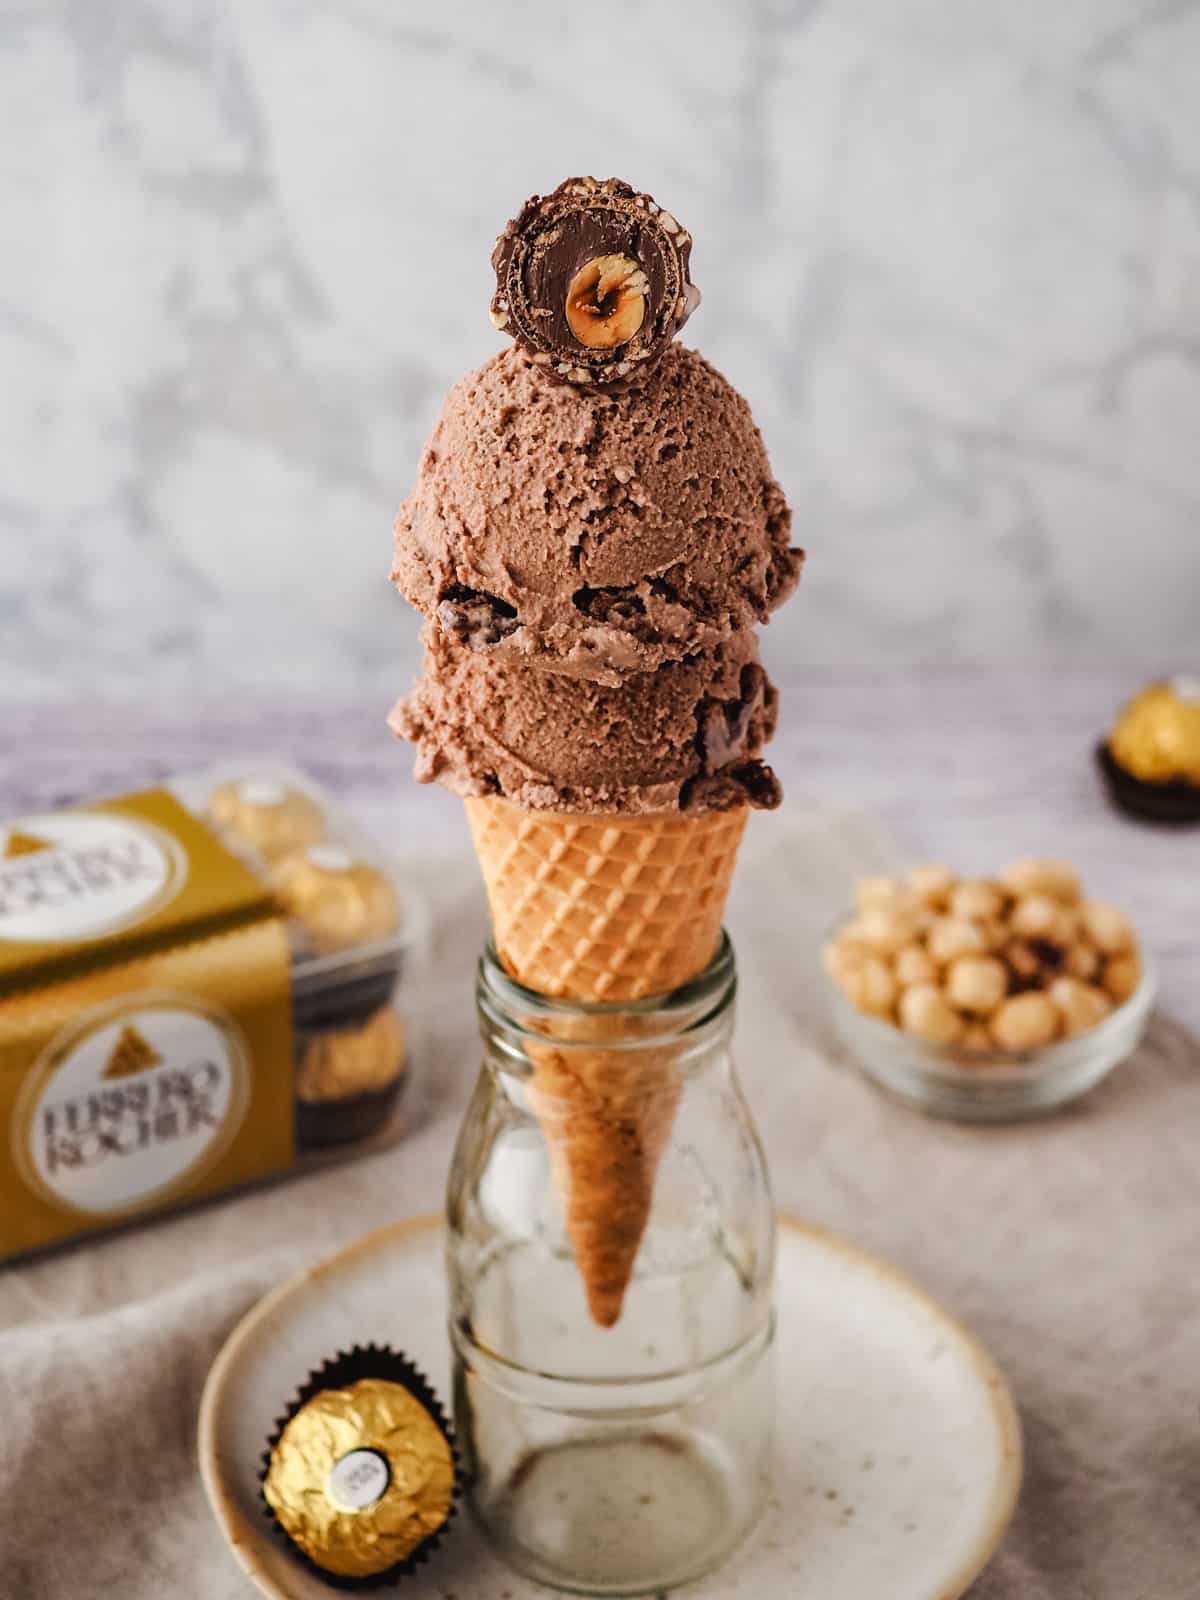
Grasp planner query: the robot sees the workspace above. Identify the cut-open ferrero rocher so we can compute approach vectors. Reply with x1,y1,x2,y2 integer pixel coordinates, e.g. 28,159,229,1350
491,175,698,388
565,255,649,349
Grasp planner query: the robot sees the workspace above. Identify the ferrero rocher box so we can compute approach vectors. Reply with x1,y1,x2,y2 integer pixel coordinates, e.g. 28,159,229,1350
1,770,419,1261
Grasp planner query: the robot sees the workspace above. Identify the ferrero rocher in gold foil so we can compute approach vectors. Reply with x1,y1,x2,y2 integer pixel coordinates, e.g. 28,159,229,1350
208,778,326,862
1109,680,1200,785
272,846,400,953
262,1349,456,1585
297,1009,407,1106
1099,676,1200,824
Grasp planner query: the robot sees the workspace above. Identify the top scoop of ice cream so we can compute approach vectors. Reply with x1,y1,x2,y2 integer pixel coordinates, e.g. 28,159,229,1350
392,344,802,685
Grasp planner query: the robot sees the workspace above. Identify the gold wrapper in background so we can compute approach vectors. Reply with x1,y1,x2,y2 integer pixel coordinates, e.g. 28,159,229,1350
296,1008,406,1105
1109,680,1200,785
264,1377,454,1578
208,778,326,862
271,847,400,953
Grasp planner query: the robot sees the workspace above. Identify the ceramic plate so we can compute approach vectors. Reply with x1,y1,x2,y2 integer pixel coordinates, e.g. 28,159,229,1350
199,1215,1021,1599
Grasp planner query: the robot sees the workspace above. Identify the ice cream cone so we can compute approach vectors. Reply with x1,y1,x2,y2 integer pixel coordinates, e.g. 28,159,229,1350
464,795,746,1325
463,797,746,1004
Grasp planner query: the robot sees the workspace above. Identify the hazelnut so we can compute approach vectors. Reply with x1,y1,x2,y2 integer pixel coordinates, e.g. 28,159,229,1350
565,255,648,349
894,943,936,986
850,903,918,955
990,992,1060,1051
1103,953,1142,1004
1005,939,1038,984
927,916,988,966
945,955,1009,1016
908,863,956,907
979,918,1010,953
949,880,1004,923
960,1023,995,1052
1005,937,1066,987
1052,902,1081,943
1009,894,1063,940
898,983,964,1045
1065,939,1102,981
1049,977,1113,1038
1080,900,1136,956
1002,858,1083,903
824,942,896,1017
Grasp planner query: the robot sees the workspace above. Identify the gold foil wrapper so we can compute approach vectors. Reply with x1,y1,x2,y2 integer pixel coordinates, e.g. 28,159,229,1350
272,846,400,953
1109,679,1200,785
264,1376,455,1580
297,1009,407,1105
208,778,326,862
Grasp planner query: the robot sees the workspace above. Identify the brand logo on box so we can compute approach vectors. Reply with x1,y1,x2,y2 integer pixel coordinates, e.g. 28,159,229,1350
0,812,185,943
13,997,250,1216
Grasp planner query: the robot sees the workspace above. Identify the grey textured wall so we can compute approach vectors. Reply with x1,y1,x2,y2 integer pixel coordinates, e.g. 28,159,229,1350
2,0,1198,703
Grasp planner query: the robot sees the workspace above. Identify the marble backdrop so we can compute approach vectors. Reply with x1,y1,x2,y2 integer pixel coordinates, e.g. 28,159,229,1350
1,0,1198,703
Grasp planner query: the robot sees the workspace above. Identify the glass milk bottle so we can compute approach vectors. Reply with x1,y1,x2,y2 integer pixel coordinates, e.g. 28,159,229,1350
446,934,775,1595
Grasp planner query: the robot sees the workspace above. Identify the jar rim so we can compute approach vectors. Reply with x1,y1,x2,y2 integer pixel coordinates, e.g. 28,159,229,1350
477,932,737,1056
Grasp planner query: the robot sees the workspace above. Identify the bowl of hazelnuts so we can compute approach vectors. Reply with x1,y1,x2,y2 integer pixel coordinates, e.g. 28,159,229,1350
823,857,1154,1121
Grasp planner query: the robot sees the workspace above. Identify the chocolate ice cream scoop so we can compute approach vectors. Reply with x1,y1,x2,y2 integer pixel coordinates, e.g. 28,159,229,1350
491,176,699,388
391,626,780,816
392,344,802,685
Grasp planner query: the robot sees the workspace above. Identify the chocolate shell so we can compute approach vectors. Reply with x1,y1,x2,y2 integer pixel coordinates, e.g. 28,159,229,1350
491,176,699,388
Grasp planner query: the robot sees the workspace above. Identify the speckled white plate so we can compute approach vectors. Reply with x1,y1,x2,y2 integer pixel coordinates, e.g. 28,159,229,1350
199,1215,1021,1599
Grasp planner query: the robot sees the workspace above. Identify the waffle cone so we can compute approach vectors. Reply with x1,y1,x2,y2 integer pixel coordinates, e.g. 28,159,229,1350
464,796,746,1326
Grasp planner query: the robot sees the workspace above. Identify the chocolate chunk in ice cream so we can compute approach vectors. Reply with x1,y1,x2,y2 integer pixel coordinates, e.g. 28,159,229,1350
680,663,782,812
491,176,699,388
437,585,520,648
698,664,779,772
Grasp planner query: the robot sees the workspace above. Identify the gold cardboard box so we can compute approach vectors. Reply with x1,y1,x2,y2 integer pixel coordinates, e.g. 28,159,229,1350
0,775,412,1260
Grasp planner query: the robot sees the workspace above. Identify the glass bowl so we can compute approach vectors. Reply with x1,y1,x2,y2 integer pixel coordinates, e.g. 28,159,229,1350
824,945,1156,1123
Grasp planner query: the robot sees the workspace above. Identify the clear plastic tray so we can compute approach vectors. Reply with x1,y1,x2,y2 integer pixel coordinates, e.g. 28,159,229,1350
172,763,430,1157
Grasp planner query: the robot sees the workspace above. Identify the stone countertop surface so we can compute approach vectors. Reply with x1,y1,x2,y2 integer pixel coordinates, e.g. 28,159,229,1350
1,666,1198,1599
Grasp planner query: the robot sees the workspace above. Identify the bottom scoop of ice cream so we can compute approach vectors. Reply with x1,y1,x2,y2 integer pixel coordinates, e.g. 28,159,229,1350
391,627,781,815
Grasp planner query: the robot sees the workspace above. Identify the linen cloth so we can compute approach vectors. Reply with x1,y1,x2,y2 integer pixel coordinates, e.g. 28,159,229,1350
1,808,1198,1599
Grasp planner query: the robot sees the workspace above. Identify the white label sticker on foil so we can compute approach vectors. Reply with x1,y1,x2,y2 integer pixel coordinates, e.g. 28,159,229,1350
328,1449,391,1512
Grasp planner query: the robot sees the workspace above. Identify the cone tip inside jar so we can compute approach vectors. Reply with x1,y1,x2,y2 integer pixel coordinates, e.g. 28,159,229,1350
261,1345,457,1586
490,175,699,389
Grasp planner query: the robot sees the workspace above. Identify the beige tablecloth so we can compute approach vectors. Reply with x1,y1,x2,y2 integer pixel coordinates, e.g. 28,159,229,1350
2,809,1198,1599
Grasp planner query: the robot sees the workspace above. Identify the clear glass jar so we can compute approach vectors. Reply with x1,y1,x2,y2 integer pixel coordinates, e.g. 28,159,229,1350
447,934,775,1596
